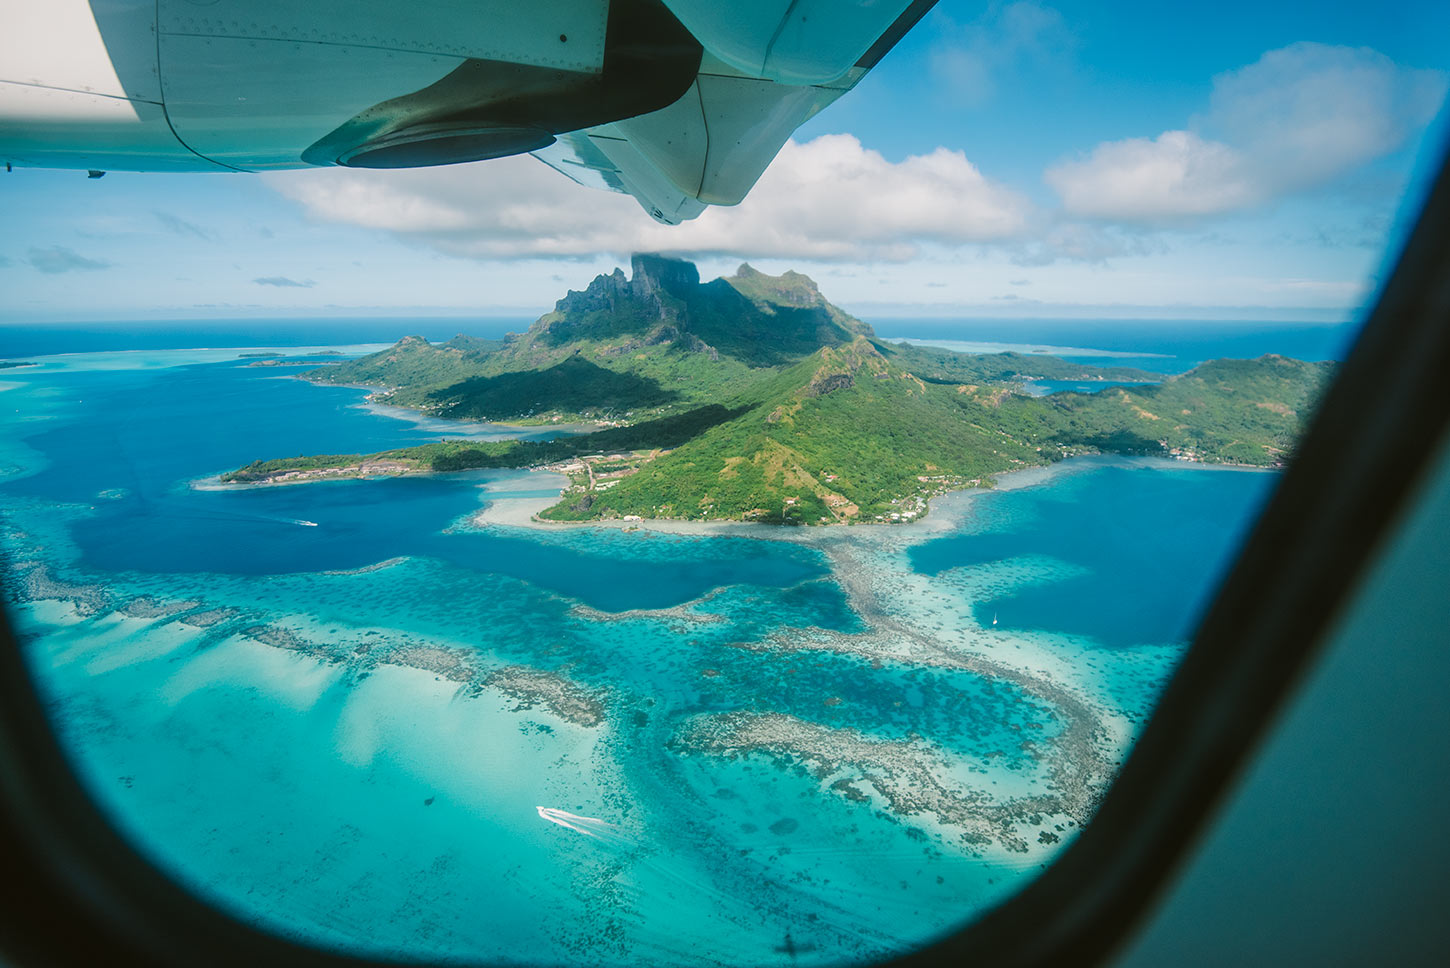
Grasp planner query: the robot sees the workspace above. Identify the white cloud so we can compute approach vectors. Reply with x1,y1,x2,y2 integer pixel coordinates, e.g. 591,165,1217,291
266,134,1031,262
1046,131,1255,221
1047,43,1447,223
1208,42,1445,190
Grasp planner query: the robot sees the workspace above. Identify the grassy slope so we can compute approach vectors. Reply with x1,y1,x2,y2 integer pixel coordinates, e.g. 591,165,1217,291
1069,356,1333,463
542,339,1045,524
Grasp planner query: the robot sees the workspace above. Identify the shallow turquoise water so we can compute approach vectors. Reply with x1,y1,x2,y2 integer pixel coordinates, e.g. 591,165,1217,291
0,348,1277,965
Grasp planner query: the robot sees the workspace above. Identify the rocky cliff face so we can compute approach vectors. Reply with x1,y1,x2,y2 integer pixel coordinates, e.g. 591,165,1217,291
535,254,870,367
554,266,631,316
551,254,701,320
629,253,700,297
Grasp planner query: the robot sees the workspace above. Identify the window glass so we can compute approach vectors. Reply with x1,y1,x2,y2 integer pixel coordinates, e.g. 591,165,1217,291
2,2,1445,963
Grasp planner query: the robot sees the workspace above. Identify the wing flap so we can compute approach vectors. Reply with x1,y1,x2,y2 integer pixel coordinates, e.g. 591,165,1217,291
530,1,935,221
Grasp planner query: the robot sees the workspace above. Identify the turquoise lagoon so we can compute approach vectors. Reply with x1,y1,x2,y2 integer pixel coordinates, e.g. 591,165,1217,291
0,348,1275,965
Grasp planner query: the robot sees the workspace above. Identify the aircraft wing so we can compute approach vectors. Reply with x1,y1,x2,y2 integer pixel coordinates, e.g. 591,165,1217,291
531,1,939,224
0,1,936,221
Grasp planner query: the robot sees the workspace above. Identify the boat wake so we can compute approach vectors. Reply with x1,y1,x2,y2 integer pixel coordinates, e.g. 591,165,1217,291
535,806,635,849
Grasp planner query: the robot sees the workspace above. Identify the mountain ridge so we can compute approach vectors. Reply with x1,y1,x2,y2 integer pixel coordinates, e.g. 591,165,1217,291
229,256,1333,524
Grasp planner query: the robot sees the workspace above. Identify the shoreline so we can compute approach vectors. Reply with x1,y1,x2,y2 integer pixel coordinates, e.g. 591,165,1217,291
359,397,600,438
294,373,610,437
471,453,1277,540
196,451,1274,536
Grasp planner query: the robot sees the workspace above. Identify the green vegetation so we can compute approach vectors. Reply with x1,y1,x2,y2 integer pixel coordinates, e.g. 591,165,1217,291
304,333,501,395
532,340,1330,525
875,341,1161,384
221,405,747,484
231,256,1333,524
220,452,391,482
1064,355,1329,464
424,356,678,420
300,254,869,419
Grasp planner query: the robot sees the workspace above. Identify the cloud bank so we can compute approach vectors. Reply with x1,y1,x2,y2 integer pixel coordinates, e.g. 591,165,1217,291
1047,43,1447,223
267,134,1031,262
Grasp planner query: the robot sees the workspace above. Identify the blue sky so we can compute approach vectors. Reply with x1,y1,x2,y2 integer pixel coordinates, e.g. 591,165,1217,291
3,1,1448,326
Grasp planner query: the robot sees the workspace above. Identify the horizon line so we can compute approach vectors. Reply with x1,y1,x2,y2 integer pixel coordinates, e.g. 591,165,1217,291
0,308,1361,327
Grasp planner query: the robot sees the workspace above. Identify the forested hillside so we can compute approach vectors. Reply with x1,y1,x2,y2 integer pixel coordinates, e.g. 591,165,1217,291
227,257,1333,524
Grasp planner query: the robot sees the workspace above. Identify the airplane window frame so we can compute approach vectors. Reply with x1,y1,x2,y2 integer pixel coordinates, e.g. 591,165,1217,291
1,141,1447,968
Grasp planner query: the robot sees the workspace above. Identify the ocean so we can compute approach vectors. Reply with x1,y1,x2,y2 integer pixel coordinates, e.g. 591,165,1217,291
2,316,1358,369
0,318,1341,965
868,318,1359,375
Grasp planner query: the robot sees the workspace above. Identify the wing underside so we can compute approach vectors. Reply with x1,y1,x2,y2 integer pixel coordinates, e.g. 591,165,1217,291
534,1,936,223
0,1,936,220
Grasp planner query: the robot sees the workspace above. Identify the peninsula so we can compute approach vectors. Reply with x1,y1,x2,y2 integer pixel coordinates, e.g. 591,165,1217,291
225,255,1333,524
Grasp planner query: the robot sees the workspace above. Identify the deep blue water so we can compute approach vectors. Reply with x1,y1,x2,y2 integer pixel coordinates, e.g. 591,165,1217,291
871,318,1360,375
0,317,534,357
9,360,456,504
71,474,822,610
909,463,1277,648
6,317,1362,374
4,358,824,610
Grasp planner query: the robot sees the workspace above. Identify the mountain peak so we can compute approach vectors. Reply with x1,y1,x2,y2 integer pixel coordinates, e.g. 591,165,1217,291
629,253,700,296
549,254,701,318
536,254,870,366
727,262,822,308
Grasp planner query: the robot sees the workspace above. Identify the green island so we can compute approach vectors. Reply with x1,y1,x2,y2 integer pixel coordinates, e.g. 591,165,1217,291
223,255,1333,525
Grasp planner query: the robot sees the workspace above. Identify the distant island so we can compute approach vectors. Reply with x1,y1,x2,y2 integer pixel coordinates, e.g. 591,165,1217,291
224,255,1333,525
